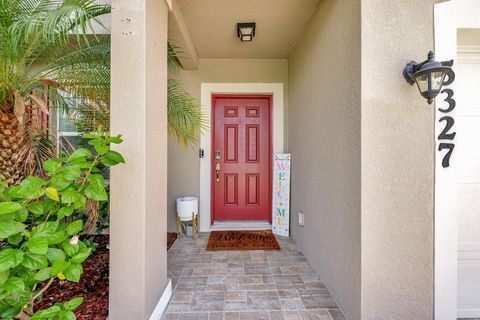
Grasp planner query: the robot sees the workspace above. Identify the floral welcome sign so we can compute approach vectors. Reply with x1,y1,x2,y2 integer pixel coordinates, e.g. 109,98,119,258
272,154,291,237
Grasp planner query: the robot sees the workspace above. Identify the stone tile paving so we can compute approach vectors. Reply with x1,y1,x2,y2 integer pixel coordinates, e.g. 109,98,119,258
164,233,347,320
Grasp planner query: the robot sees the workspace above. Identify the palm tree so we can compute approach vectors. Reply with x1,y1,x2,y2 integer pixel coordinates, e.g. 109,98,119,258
0,0,206,187
55,41,207,146
0,0,110,186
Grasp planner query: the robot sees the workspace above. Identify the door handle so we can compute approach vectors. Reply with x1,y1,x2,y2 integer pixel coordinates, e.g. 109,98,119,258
215,163,220,181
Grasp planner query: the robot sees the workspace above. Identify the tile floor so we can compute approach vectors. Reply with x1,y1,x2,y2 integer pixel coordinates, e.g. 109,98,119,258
164,233,346,320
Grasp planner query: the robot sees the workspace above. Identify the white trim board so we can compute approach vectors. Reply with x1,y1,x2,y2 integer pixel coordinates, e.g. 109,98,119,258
434,1,480,319
148,279,172,320
210,220,272,231
199,83,284,232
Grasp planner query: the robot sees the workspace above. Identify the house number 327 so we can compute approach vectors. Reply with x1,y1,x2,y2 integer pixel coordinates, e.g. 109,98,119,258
437,69,456,168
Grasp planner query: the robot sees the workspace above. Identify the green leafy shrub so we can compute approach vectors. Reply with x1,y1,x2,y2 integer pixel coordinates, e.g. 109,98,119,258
0,133,124,319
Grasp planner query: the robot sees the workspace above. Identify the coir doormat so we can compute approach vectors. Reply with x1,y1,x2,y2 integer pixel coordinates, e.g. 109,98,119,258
206,230,281,251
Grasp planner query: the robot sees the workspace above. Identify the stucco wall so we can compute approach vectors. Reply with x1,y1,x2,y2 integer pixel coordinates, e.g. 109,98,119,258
361,0,434,319
287,1,362,319
167,59,288,231
110,0,169,318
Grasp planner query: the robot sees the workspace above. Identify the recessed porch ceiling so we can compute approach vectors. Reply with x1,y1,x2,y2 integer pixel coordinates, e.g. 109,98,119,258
172,0,320,59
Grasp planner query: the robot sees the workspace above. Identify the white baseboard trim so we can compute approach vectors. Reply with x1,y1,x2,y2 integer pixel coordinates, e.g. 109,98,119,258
210,220,272,231
149,279,172,320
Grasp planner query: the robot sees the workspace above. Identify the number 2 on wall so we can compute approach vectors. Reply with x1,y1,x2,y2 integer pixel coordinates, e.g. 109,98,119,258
438,116,456,140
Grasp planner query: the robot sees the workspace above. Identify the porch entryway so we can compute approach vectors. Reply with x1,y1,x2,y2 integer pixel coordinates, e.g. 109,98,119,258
164,234,345,320
109,0,439,318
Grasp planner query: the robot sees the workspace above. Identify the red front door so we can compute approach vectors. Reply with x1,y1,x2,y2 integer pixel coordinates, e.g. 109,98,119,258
212,95,272,222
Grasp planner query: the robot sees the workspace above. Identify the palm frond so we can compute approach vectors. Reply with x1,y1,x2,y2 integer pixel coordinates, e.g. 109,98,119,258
11,0,110,46
18,128,56,178
42,36,110,102
168,43,181,72
167,79,207,146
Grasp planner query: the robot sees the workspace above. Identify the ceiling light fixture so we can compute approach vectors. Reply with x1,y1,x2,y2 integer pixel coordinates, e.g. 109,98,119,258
237,22,256,42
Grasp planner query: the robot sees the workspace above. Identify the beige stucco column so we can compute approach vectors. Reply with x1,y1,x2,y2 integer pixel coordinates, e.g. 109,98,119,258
109,0,169,319
361,0,435,319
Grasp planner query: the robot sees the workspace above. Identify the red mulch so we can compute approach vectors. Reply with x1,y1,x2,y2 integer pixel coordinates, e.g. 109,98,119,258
167,232,177,250
34,233,177,319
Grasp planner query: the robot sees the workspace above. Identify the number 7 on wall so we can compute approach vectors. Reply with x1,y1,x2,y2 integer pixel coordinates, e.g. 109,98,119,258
438,143,455,168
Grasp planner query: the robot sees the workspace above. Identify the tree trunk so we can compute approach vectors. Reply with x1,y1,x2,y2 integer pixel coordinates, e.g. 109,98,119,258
0,111,26,186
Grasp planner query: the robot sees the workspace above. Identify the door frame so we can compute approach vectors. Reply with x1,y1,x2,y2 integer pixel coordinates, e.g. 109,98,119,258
434,1,480,319
199,83,284,232
211,94,273,224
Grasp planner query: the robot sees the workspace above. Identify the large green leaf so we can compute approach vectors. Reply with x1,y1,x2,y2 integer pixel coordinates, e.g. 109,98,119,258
48,230,67,245
31,305,62,320
61,189,82,204
27,202,44,215
50,175,71,191
101,150,125,166
87,174,105,189
64,263,83,282
64,297,84,311
106,136,123,144
85,185,107,201
20,177,47,188
32,222,59,238
0,306,21,320
59,166,82,181
62,241,79,257
17,178,47,199
14,207,28,222
0,202,23,215
4,290,31,308
46,248,66,262
67,148,92,162
43,159,62,175
57,207,75,219
0,221,25,239
66,220,83,236
21,253,48,270
50,260,71,276
7,233,23,246
0,270,9,286
24,237,49,254
58,310,76,320
3,277,25,293
0,249,24,271
71,248,92,264
34,268,52,281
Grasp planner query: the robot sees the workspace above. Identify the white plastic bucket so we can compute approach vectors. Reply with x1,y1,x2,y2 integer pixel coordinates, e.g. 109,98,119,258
176,197,198,221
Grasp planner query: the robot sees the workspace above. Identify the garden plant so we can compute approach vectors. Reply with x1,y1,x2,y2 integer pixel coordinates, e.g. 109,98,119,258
0,132,124,319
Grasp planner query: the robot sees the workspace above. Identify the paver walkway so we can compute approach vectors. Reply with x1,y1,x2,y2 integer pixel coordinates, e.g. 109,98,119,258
164,233,346,320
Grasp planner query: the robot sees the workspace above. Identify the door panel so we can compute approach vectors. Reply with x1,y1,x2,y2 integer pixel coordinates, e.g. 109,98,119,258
212,95,271,221
457,58,480,318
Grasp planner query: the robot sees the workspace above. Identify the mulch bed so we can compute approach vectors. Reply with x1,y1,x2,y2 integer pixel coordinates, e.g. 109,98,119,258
167,232,177,250
34,233,178,319
35,235,109,319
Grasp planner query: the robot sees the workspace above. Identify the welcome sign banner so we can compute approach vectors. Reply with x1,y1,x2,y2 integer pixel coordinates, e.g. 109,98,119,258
272,154,291,237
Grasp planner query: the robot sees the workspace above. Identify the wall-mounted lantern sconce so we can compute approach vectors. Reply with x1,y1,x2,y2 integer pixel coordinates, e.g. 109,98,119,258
403,51,453,104
237,22,256,42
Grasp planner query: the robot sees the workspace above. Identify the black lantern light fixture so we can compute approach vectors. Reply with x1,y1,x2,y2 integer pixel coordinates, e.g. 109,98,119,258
403,51,453,104
237,22,256,42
